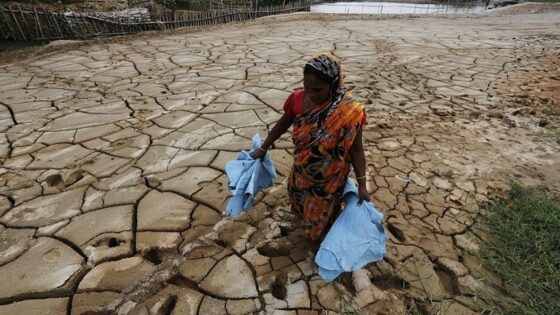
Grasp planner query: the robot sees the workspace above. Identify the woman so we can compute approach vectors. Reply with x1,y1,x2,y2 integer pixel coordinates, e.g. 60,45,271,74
253,53,370,244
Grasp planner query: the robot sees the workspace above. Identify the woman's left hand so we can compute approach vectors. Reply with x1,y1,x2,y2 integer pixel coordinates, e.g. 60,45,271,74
358,186,370,205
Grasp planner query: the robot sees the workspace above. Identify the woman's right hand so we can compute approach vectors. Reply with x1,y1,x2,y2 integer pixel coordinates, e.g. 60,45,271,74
252,147,266,159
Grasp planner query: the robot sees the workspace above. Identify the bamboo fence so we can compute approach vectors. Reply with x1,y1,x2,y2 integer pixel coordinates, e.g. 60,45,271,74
0,2,311,42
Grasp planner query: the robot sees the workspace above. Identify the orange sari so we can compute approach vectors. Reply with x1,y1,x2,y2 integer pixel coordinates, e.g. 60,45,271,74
288,91,366,241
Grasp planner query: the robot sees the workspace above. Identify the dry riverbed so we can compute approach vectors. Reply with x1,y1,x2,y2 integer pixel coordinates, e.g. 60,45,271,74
0,5,559,314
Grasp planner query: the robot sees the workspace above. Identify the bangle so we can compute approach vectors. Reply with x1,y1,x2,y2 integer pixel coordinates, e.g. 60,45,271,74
257,146,267,152
356,175,367,180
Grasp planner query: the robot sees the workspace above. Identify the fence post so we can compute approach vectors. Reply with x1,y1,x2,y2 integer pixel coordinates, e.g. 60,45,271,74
0,6,19,41
41,6,55,38
33,7,43,39
16,5,30,40
50,10,64,38
90,15,100,34
80,13,92,37
73,12,84,37
8,5,26,41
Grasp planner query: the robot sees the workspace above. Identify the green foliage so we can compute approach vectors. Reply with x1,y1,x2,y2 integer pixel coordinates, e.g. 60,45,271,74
170,0,209,11
259,0,288,5
480,184,560,314
156,0,178,10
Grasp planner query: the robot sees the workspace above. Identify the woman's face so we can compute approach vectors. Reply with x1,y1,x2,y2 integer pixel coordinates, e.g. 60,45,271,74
303,73,331,105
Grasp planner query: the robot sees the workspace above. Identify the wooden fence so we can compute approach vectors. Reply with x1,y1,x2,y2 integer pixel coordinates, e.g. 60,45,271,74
0,2,310,42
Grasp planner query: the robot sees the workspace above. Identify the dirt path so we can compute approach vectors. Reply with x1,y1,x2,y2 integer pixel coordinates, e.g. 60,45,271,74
0,9,559,315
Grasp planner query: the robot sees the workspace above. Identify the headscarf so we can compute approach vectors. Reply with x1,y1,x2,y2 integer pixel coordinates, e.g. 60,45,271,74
303,53,348,125
306,52,345,90
298,53,354,148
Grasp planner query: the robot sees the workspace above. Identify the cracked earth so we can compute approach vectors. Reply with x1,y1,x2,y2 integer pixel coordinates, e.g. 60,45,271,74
0,8,559,315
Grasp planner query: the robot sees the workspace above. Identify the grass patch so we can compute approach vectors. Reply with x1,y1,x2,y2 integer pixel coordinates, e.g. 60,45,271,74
537,124,560,144
543,126,560,144
480,183,560,314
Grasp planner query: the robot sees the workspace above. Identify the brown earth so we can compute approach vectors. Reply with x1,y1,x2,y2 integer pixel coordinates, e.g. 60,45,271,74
0,6,559,315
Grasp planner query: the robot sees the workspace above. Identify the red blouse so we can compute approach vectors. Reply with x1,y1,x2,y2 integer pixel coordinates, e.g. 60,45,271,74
283,89,306,117
283,89,367,124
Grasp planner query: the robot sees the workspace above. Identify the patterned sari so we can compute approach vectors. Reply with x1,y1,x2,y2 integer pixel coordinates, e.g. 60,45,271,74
288,54,366,242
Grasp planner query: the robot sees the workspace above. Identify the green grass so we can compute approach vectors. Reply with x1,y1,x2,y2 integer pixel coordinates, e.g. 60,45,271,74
537,124,560,144
544,126,560,144
480,184,560,315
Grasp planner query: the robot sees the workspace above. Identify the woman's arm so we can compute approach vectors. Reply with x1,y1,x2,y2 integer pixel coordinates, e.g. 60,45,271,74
350,127,371,203
253,113,294,159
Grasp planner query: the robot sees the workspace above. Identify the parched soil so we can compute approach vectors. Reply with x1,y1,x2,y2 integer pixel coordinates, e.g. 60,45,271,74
0,6,559,315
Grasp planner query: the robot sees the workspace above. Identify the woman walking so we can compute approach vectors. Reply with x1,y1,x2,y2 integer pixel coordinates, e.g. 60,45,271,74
253,53,369,247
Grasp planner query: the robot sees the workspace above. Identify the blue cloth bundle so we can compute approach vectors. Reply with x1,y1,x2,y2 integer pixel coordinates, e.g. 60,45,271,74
224,134,276,217
315,179,387,281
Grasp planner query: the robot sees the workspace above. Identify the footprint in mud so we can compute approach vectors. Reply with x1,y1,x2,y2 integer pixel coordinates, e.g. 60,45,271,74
43,169,85,188
142,248,163,265
44,174,63,187
271,272,288,300
434,267,460,295
257,238,292,257
156,295,177,314
370,265,410,290
107,237,121,248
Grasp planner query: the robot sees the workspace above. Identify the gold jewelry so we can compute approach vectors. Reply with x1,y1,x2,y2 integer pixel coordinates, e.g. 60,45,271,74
356,175,367,180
